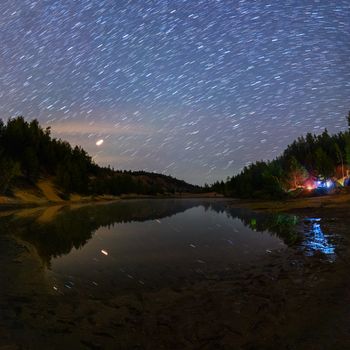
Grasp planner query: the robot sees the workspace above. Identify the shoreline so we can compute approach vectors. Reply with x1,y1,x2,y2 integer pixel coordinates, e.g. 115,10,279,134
0,192,225,213
228,192,350,217
3,190,350,217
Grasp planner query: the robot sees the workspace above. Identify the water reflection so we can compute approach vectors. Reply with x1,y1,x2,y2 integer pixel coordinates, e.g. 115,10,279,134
303,218,336,260
1,200,338,268
222,207,300,246
3,200,199,266
204,203,337,258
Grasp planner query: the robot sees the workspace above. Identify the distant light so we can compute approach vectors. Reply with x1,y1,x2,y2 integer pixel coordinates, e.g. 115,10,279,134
315,180,332,189
305,181,315,190
96,139,104,146
101,249,108,256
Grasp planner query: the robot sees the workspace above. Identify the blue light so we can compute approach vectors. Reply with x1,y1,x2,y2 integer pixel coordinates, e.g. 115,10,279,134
304,218,321,222
316,179,333,190
303,218,336,260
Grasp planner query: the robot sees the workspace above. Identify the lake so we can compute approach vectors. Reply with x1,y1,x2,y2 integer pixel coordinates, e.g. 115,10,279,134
0,199,347,349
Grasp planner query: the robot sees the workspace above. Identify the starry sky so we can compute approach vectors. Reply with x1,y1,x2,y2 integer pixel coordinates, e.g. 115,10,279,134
0,0,349,184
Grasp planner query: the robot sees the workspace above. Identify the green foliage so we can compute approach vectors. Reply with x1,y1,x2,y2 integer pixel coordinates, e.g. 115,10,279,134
287,156,308,189
0,151,20,194
345,136,350,168
315,148,334,178
334,143,345,178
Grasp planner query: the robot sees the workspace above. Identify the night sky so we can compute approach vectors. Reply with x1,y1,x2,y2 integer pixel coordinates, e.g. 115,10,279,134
0,1,349,184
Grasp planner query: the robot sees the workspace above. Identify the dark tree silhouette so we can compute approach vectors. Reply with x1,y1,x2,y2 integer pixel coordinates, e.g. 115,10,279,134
212,114,350,199
0,117,199,196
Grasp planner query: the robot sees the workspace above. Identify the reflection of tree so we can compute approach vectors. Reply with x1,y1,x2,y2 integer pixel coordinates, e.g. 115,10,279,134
4,200,306,267
6,200,202,266
204,204,336,257
206,202,302,246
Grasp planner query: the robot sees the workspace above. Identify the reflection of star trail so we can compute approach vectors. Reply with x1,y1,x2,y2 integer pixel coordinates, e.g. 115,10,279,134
303,218,335,260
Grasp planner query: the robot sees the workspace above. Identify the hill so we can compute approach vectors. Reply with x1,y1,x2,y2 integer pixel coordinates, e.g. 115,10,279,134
0,117,200,204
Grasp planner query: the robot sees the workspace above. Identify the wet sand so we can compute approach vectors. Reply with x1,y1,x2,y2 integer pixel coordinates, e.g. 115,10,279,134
1,239,350,348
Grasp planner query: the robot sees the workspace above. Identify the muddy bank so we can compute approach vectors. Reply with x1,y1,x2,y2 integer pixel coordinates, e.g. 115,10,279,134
1,238,350,349
231,191,350,215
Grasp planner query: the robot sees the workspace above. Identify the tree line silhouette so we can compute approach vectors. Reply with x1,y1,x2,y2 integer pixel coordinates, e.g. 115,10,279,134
211,112,350,199
0,117,198,196
2,114,348,200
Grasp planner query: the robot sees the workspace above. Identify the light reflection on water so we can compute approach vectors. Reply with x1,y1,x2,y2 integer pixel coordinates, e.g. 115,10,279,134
303,218,336,260
49,204,287,291
1,200,341,294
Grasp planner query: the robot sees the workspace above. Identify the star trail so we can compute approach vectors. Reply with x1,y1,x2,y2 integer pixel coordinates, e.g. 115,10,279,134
0,0,349,184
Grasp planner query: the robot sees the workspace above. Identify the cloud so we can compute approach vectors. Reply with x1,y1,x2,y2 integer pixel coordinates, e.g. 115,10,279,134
49,120,154,137
91,154,136,167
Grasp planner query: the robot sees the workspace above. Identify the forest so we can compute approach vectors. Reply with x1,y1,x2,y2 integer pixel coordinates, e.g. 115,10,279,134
0,117,198,196
211,112,350,199
2,115,350,201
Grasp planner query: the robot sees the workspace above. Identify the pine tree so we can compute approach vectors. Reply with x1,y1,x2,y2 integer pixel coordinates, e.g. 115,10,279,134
288,156,308,189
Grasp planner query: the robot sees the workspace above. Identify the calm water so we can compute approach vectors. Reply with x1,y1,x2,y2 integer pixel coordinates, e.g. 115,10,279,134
1,199,338,296
0,199,346,350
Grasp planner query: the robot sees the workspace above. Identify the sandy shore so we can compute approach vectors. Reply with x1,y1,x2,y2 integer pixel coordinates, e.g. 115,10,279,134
230,191,350,217
0,179,221,212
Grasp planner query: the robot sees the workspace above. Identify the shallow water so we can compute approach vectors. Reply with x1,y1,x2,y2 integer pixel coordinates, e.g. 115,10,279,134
1,199,339,296
50,202,286,294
